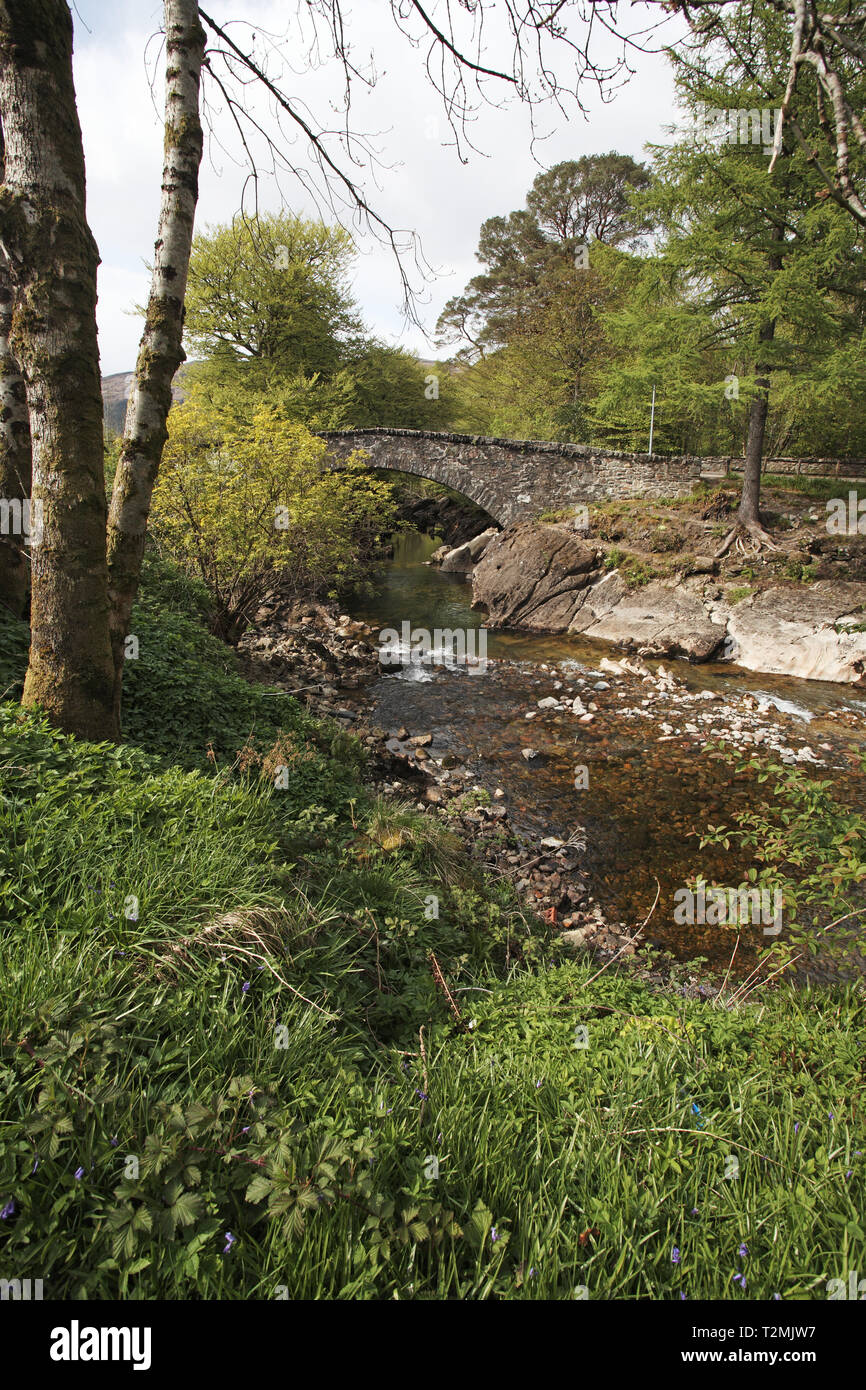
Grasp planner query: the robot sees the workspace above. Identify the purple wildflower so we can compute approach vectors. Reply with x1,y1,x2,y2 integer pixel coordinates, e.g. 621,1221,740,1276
242,981,251,994
416,1089,428,1100
672,1247,681,1265
0,1198,15,1220
74,1167,84,1180
732,1272,746,1289
223,1231,236,1254
490,1227,499,1243
738,1243,749,1258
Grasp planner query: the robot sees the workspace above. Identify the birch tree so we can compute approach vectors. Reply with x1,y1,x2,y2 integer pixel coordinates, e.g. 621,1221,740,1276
0,144,31,620
0,0,115,738
106,0,205,723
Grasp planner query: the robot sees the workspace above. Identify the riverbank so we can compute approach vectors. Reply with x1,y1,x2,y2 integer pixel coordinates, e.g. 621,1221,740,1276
428,478,866,684
2,552,864,1299
229,540,866,984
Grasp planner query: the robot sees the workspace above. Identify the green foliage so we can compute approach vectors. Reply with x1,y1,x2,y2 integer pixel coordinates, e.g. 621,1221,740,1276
2,560,863,1301
185,212,360,375
700,747,866,969
183,209,454,432
150,394,396,635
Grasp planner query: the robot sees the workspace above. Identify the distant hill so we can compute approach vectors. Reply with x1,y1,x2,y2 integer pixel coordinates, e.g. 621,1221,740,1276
101,368,188,436
101,372,136,435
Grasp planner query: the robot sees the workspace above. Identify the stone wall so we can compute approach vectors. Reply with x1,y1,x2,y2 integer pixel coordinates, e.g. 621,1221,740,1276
319,428,866,527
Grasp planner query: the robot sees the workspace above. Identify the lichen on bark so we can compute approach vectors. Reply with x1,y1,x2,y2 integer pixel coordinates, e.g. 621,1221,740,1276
0,0,116,739
106,0,205,729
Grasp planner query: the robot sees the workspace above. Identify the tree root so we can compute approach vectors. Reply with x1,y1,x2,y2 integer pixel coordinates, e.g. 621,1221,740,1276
713,519,778,560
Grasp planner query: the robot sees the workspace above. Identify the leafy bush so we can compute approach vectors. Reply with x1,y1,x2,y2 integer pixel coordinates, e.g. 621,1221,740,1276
150,396,395,637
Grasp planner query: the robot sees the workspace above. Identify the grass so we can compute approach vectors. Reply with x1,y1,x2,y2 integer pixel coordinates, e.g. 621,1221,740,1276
1,553,864,1299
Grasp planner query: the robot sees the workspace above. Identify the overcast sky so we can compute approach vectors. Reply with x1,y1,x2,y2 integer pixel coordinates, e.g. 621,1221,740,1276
71,0,685,375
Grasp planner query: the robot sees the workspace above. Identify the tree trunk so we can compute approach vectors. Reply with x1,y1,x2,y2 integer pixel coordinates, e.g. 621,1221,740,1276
0,214,31,619
0,0,116,738
106,0,204,727
739,317,775,527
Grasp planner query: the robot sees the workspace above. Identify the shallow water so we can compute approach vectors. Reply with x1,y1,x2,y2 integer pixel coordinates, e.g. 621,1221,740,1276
349,531,865,972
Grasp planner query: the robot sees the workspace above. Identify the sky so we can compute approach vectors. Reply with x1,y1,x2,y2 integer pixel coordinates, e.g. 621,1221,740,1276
71,0,687,375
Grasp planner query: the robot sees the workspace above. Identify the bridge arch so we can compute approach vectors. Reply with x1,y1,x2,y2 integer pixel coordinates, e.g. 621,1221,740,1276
318,428,709,527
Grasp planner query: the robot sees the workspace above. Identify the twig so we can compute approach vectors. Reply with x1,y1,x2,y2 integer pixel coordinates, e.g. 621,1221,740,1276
581,878,661,990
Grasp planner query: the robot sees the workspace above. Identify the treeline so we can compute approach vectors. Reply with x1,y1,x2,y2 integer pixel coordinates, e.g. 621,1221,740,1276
433,4,866,551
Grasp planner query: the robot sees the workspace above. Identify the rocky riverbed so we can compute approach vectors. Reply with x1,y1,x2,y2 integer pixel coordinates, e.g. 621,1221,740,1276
236,566,866,985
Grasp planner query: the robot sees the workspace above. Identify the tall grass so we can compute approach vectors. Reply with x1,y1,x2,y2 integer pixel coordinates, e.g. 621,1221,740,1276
1,558,863,1300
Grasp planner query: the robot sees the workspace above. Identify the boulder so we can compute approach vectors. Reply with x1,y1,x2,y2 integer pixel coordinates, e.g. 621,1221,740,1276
440,541,474,573
471,522,600,628
717,582,866,683
467,526,499,559
440,526,499,573
581,580,726,662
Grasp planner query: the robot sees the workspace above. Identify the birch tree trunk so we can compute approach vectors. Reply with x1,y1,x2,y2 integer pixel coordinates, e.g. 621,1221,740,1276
0,0,116,737
0,187,31,618
106,0,204,724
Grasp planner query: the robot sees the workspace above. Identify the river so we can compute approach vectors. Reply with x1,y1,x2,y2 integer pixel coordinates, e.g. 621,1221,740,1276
348,530,866,974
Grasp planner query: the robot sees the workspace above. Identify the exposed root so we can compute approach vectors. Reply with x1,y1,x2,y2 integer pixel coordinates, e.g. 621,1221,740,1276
713,519,778,560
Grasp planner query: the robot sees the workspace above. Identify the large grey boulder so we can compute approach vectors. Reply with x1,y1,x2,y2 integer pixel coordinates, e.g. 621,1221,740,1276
471,522,599,628
582,579,726,662
715,582,866,683
440,526,499,573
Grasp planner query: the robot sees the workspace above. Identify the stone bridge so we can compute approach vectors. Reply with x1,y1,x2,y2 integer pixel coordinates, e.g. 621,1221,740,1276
319,428,866,528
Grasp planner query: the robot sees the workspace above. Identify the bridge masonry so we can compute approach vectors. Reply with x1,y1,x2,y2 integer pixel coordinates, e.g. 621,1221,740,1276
319,428,866,529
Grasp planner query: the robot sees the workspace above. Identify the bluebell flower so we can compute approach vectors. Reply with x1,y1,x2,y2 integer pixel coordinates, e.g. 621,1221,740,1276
672,1246,681,1265
0,1198,15,1220
223,1231,236,1254
74,1167,84,1180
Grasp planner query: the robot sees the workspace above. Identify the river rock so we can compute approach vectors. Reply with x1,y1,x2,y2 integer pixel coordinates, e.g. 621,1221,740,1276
471,522,599,628
715,582,866,684
440,541,474,573
440,528,498,574
581,580,726,661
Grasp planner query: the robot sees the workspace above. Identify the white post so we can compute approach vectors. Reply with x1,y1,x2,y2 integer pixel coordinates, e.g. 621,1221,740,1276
648,384,656,455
